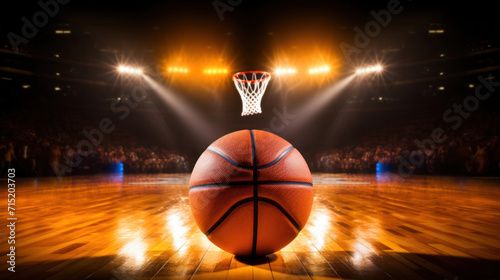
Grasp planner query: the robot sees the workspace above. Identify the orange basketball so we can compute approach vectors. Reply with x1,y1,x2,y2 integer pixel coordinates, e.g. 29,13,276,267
189,129,314,256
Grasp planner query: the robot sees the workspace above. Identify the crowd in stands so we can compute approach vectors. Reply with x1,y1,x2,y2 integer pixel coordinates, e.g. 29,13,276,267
315,111,500,176
2,107,500,177
0,111,189,178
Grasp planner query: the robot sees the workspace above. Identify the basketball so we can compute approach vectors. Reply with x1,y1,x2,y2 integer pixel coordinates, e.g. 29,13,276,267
189,129,314,256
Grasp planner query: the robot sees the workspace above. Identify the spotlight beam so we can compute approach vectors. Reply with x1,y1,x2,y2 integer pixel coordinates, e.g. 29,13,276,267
142,75,220,142
287,74,356,132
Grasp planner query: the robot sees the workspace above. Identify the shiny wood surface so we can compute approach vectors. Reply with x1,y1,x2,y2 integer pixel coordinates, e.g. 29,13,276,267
1,173,500,280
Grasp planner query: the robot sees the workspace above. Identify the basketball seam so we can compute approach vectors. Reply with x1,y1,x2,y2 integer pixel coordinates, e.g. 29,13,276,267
203,197,302,236
204,197,254,236
189,181,313,190
206,148,253,170
206,146,295,170
250,130,258,256
258,197,302,232
257,146,295,169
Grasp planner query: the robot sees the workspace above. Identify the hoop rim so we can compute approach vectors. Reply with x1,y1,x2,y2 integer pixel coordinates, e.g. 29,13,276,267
233,71,271,84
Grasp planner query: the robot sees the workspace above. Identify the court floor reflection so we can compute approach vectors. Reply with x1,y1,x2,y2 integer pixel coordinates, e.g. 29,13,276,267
1,173,499,280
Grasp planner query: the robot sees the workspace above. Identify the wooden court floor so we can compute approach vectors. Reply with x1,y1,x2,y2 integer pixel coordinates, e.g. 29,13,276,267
1,173,500,280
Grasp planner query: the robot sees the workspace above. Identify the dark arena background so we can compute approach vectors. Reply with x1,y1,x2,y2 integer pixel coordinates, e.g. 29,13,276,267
1,0,500,279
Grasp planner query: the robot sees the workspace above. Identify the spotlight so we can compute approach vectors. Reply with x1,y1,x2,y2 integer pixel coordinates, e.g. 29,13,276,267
275,68,296,75
168,67,189,74
203,68,228,75
117,65,143,75
355,65,383,75
308,66,331,74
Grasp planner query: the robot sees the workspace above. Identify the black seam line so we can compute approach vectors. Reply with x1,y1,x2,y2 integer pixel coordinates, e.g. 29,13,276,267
189,181,313,190
207,148,253,170
250,130,258,257
258,197,302,232
204,197,254,236
206,146,295,170
203,197,302,236
257,146,295,169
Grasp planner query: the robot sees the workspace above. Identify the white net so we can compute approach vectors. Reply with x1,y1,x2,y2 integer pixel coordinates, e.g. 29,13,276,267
233,72,271,116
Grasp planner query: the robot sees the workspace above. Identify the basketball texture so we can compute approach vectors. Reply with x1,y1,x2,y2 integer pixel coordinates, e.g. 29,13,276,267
189,130,314,256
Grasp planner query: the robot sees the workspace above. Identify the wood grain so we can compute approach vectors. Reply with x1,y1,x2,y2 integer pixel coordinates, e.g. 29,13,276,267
1,173,499,279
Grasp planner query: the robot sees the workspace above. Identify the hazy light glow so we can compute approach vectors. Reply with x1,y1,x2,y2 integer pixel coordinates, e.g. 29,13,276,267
289,74,356,132
120,238,147,265
350,239,377,268
165,209,189,249
168,67,189,73
428,29,445,34
115,219,147,270
275,68,297,75
309,66,331,74
142,75,219,141
307,208,332,250
355,65,383,75
118,65,144,75
203,68,228,74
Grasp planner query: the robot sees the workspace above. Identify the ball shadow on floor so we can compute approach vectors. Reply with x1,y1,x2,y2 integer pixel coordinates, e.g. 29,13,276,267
235,253,277,265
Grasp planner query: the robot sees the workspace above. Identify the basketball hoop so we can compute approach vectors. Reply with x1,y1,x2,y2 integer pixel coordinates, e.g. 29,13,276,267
233,71,271,116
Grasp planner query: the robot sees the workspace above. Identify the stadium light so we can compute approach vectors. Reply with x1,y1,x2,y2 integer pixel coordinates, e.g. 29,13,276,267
168,67,189,73
275,68,297,75
355,65,383,75
308,66,331,74
203,68,228,74
117,65,143,75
